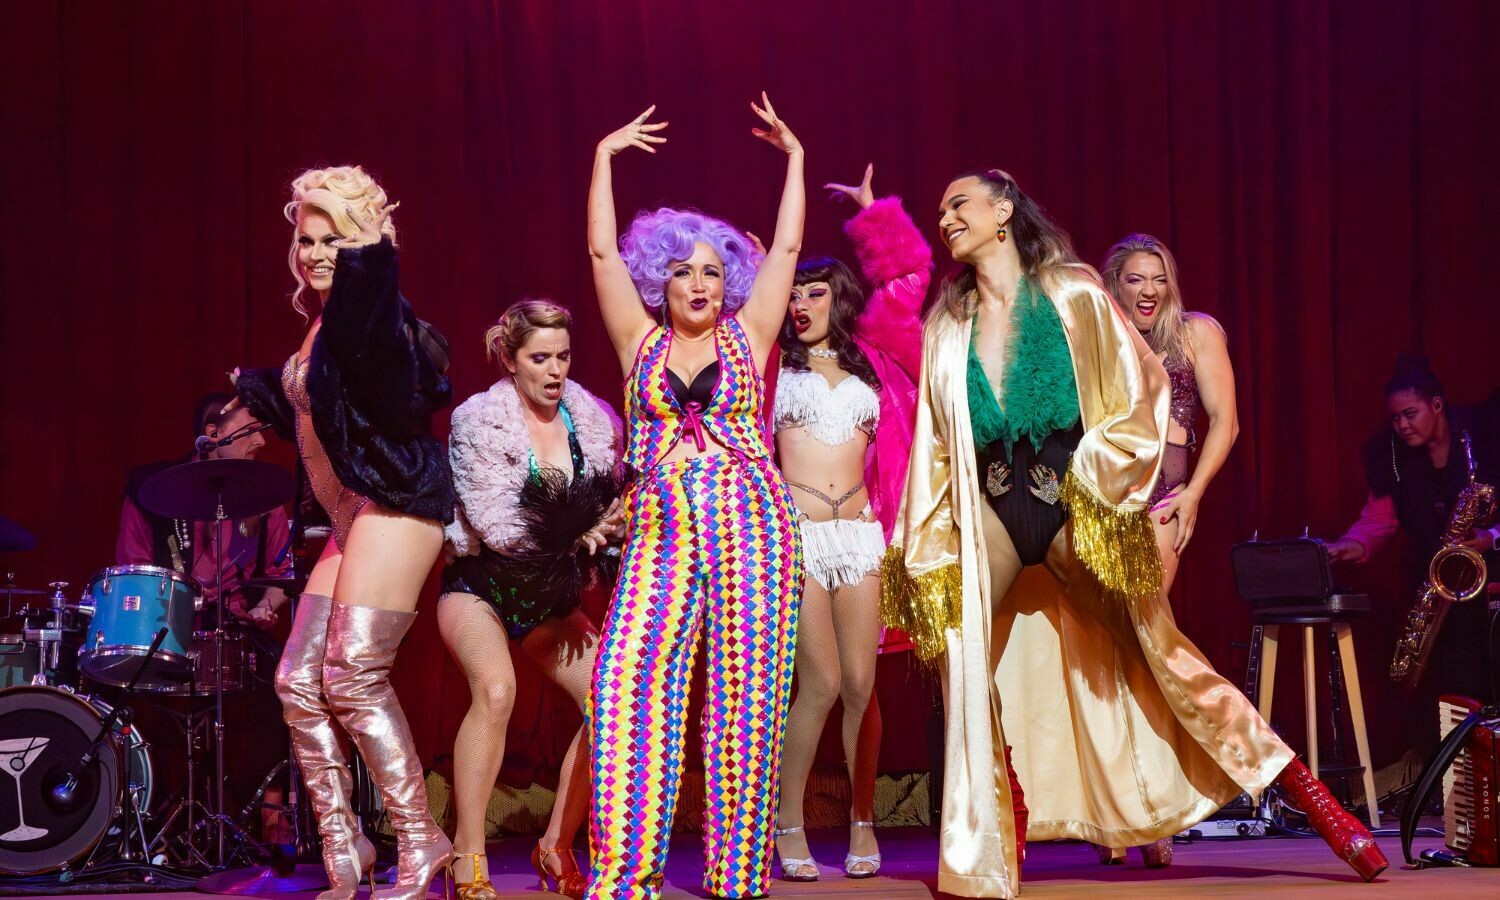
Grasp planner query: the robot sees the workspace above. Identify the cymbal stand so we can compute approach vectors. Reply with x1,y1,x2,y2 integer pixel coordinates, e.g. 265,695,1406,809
148,701,213,867
194,479,264,869
196,464,334,894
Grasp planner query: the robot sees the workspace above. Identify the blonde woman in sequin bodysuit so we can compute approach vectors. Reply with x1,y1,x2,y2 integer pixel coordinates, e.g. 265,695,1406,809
1093,232,1387,878
233,167,455,900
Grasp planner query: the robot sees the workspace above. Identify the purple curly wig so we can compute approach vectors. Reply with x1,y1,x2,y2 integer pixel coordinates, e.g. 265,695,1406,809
620,208,763,313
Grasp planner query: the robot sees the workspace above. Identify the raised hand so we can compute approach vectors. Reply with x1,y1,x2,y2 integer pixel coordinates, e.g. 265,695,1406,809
598,105,669,157
744,231,768,257
825,162,875,209
750,91,801,155
332,201,397,250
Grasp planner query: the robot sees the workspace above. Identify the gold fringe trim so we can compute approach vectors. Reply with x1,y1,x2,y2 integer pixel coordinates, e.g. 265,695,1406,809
1059,470,1163,603
880,545,962,662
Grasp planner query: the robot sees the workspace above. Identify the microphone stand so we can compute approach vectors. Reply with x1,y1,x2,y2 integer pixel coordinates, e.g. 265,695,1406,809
50,628,168,807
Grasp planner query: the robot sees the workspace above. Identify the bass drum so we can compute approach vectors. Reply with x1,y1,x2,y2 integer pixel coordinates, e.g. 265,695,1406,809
0,685,151,875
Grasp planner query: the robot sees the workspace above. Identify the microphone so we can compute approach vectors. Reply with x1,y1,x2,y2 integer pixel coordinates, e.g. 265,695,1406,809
195,435,218,458
50,773,81,810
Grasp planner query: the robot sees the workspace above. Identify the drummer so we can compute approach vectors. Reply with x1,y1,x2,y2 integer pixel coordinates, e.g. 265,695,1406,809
114,391,292,629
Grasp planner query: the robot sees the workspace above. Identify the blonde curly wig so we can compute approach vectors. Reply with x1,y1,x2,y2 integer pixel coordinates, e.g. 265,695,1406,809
285,165,398,316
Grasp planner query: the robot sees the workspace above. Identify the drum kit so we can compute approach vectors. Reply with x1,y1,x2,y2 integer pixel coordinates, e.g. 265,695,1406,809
0,455,340,889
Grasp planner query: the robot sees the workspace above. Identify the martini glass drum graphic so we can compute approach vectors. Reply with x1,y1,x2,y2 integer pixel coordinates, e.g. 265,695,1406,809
1,737,49,841
0,687,126,875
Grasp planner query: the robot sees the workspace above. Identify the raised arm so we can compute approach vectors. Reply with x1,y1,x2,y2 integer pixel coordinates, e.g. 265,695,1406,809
590,106,668,373
739,93,805,366
832,164,932,378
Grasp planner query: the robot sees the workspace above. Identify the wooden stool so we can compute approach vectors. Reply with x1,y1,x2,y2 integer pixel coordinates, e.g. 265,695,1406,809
1253,599,1380,828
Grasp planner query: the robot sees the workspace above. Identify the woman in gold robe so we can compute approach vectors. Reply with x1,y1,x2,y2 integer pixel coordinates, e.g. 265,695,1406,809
882,169,1387,897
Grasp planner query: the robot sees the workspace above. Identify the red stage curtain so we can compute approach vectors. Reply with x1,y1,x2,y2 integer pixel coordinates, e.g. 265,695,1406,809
2,1,1497,782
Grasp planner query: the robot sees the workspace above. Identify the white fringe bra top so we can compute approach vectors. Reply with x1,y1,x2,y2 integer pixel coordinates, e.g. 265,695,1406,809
773,369,879,446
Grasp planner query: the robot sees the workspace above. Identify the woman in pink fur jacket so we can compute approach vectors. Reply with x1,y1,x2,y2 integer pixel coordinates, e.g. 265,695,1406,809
765,164,926,882
438,299,625,899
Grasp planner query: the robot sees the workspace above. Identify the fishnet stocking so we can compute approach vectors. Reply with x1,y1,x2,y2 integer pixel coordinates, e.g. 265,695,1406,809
517,610,597,860
776,572,883,864
439,594,597,881
437,592,518,858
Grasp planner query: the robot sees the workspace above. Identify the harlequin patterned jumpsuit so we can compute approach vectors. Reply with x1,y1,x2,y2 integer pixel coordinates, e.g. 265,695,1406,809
587,316,804,899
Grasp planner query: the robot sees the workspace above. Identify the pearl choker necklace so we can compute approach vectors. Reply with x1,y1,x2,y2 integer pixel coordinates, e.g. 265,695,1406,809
807,347,838,360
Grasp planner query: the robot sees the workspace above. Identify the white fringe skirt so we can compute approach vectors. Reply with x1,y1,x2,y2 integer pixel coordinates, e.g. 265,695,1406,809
799,513,886,591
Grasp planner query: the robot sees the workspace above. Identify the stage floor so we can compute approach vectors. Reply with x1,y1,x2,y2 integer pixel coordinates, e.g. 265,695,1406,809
17,826,1500,898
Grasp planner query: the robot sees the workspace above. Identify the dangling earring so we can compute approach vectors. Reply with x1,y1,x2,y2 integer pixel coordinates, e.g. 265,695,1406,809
997,226,1007,243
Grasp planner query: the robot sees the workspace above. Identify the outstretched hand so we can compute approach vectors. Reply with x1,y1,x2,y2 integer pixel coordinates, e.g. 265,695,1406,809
331,201,397,251
598,105,669,157
826,163,875,209
750,92,801,154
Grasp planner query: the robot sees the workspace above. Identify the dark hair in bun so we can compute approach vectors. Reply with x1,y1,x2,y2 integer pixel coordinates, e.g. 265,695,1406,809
1384,353,1444,401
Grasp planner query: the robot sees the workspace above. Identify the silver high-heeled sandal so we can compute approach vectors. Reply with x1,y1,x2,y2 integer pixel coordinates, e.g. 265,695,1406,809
844,821,882,878
773,826,820,882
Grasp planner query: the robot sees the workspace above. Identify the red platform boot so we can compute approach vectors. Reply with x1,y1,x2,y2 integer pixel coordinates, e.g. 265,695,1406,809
1005,746,1028,865
1274,759,1388,881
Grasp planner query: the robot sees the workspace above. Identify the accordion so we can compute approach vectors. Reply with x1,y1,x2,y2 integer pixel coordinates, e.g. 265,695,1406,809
1438,696,1499,865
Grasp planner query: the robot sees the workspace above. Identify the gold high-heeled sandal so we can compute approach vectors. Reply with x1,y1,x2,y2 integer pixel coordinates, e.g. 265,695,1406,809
452,852,496,900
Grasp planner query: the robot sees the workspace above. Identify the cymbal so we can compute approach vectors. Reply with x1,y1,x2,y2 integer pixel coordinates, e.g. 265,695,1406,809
0,586,46,596
139,459,295,522
0,515,36,552
197,863,331,895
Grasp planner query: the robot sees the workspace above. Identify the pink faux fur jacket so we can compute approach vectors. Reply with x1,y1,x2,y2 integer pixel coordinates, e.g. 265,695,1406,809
444,378,623,557
765,196,931,541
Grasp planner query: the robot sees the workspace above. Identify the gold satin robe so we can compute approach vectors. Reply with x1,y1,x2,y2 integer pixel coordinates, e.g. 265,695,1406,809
882,269,1292,898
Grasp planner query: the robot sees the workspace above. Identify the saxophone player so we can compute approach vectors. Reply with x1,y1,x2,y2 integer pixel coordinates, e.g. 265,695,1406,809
1326,355,1500,703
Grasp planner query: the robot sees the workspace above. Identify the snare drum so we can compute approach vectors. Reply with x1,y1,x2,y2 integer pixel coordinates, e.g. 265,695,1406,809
156,630,256,695
1,618,81,689
0,635,31,688
79,565,199,690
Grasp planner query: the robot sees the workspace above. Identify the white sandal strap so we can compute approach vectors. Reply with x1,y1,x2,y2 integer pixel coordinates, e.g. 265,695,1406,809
850,821,876,828
773,826,805,836
844,853,882,864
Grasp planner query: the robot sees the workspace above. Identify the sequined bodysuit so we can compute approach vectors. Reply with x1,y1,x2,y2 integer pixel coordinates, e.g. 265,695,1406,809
1152,352,1201,504
283,353,370,549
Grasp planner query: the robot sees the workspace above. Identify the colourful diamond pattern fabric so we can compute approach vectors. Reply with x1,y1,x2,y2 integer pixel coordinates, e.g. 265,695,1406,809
588,316,802,899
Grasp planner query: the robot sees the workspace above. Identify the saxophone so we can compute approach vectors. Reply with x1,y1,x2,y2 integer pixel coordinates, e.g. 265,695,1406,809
1390,431,1496,685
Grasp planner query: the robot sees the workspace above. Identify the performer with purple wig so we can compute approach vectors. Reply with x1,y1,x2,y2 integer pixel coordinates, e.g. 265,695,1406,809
583,94,806,900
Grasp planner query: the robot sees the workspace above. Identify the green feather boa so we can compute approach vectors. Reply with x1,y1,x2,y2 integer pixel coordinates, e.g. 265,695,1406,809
967,276,1080,457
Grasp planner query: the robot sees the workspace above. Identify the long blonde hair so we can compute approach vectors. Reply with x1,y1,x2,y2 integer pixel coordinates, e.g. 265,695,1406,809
1100,233,1203,363
284,165,398,317
932,168,1094,321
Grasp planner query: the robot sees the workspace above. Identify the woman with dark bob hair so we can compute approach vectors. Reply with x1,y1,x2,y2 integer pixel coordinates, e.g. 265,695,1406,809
883,169,1386,897
583,94,805,900
767,164,925,881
